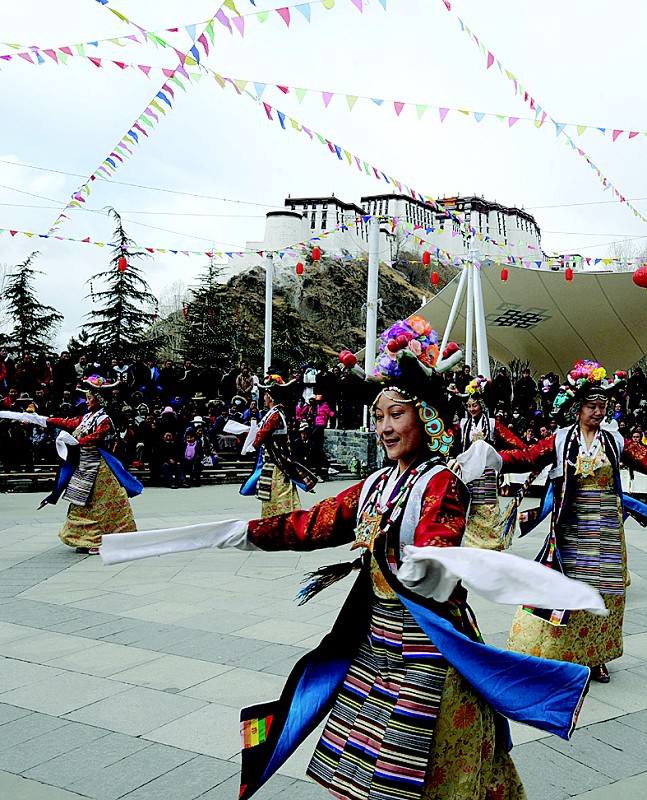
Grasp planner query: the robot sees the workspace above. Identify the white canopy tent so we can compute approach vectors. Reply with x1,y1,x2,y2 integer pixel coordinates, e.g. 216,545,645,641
415,266,647,375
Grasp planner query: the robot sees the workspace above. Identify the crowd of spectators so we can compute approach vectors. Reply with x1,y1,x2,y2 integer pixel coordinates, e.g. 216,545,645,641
2,347,647,484
447,363,647,448
0,348,363,485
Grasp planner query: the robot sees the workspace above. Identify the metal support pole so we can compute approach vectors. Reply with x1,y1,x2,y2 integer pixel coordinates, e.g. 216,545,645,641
465,262,474,371
440,264,469,355
263,252,273,375
362,217,380,430
471,250,491,379
364,216,380,376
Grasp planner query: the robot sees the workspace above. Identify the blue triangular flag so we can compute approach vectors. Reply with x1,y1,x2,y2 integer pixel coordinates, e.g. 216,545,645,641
156,91,172,107
295,4,311,21
254,82,266,98
186,24,197,41
277,110,286,129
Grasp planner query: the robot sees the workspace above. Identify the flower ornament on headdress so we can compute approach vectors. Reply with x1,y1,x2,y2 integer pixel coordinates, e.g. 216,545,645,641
78,375,120,393
466,376,489,396
374,315,441,380
339,316,463,457
262,374,285,388
558,360,626,420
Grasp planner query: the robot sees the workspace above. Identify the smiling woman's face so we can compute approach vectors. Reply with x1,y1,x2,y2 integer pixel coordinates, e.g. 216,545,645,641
374,391,423,471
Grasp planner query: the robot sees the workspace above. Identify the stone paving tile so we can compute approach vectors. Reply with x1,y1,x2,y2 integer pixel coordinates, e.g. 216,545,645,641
237,642,307,673
65,685,206,736
159,631,268,663
542,723,647,781
0,657,64,692
23,732,152,788
615,708,647,733
66,742,195,800
45,642,163,678
143,703,242,760
0,769,91,799
0,720,109,773
0,702,31,726
181,667,285,706
0,631,99,662
109,653,231,691
119,754,237,800
199,772,328,800
516,739,611,795
0,711,70,750
0,671,130,716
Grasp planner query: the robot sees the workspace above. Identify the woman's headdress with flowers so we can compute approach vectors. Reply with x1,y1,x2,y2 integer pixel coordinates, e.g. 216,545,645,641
557,360,626,420
338,315,463,457
466,376,489,397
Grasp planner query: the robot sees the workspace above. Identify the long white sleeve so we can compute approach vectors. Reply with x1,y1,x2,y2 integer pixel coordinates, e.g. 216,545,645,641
100,519,259,565
398,545,607,616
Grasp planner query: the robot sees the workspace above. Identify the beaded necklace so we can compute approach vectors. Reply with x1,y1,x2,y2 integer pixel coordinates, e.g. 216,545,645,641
351,460,437,552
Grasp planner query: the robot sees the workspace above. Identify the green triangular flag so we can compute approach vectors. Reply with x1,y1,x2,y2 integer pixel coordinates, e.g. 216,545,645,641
416,104,427,119
295,87,307,103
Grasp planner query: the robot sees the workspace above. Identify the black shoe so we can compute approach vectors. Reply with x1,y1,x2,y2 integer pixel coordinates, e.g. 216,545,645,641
591,664,610,683
170,484,179,489
75,547,89,554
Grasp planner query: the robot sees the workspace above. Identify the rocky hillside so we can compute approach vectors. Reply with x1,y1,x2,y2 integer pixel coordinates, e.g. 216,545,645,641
215,253,457,368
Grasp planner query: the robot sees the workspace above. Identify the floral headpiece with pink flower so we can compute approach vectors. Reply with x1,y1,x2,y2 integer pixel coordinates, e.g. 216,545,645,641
559,360,626,420
78,375,120,393
466,377,490,396
372,315,441,380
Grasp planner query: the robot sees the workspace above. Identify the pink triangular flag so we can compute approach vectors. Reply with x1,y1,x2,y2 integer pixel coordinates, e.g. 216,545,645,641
88,57,102,68
138,64,152,76
351,0,363,11
439,107,449,122
43,49,58,62
162,68,174,77
59,46,72,55
612,129,622,142
262,102,273,120
629,131,639,139
18,52,34,63
277,7,291,26
486,52,494,69
394,101,404,116
508,117,519,127
322,91,333,107
232,16,244,36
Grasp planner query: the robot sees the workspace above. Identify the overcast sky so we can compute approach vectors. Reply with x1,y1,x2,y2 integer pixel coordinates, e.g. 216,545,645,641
2,0,647,349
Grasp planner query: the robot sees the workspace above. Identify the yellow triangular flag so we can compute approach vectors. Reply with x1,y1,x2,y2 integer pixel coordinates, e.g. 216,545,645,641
346,95,358,111
234,79,248,92
576,125,587,136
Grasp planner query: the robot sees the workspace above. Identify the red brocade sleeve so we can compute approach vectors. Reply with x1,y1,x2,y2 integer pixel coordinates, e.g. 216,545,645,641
77,417,112,446
622,440,647,474
413,470,467,548
500,434,556,474
46,416,84,433
253,411,280,449
494,420,526,451
247,481,364,551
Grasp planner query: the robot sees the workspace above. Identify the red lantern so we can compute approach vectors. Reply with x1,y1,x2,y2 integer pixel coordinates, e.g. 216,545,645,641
422,251,431,267
500,267,509,282
296,261,304,276
431,270,439,286
117,256,128,272
632,264,647,288
311,246,321,263
565,267,573,283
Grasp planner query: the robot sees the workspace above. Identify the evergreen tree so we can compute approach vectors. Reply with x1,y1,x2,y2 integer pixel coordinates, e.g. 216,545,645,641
82,208,158,359
183,257,235,363
4,251,63,356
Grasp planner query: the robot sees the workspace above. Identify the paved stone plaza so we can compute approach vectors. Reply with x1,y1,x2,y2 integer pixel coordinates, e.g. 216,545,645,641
2,481,647,800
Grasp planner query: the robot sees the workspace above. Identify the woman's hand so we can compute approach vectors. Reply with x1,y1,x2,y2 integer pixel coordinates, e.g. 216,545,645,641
446,458,462,476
